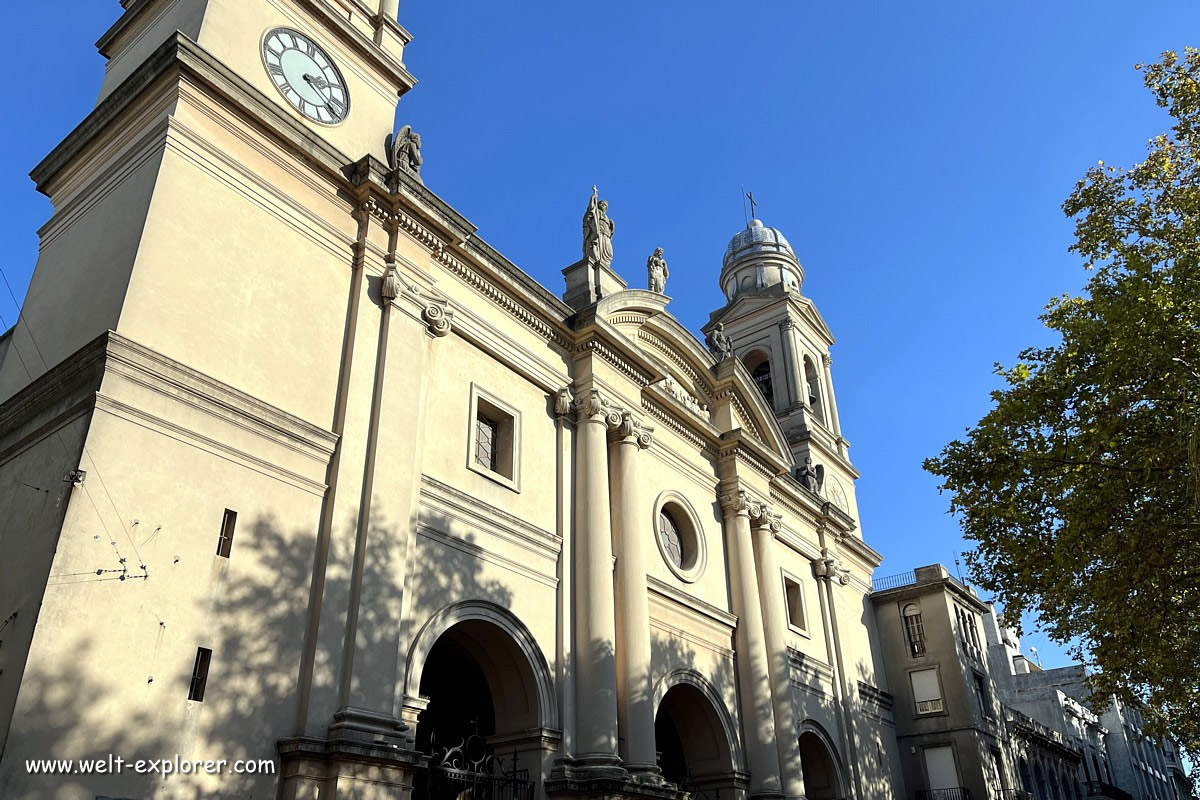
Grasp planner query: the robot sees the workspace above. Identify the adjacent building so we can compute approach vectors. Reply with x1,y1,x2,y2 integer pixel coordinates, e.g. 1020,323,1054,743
871,565,1192,800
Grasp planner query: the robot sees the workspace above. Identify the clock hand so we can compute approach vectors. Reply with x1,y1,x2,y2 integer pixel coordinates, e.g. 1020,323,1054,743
303,73,345,117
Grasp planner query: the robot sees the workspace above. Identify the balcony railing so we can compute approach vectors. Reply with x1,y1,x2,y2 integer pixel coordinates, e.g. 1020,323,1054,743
916,789,971,800
873,571,917,591
997,791,1034,800
1084,781,1134,800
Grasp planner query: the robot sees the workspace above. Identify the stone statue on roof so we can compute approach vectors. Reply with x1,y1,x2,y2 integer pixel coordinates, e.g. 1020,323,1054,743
388,125,423,182
583,186,614,269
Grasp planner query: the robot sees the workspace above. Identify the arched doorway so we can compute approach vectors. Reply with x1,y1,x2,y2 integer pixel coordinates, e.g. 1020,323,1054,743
415,628,496,753
406,604,558,800
653,676,739,797
798,730,844,800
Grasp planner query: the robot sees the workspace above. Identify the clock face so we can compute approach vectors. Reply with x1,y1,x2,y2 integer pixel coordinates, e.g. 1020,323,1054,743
261,27,350,125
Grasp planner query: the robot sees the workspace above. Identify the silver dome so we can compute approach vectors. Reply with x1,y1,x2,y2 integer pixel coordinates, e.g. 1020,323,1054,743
722,219,795,271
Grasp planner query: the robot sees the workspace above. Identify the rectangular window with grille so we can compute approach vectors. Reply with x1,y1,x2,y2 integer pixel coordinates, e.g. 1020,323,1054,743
467,385,521,491
474,414,498,471
188,647,212,702
903,606,927,658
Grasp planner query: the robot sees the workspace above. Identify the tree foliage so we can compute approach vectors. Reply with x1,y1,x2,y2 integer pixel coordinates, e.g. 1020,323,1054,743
925,49,1200,768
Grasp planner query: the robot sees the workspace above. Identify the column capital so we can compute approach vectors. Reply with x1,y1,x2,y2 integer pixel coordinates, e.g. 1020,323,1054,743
749,500,782,533
554,386,575,417
813,546,851,585
718,490,781,531
822,353,833,368
608,410,654,449
572,388,623,426
780,318,796,332
719,489,751,517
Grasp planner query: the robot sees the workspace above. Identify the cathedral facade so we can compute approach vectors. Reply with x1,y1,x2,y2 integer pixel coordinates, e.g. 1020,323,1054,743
0,2,904,799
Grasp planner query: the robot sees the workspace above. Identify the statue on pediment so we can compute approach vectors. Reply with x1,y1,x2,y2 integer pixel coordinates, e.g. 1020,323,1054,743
388,125,423,182
706,323,733,361
647,247,668,293
583,186,614,268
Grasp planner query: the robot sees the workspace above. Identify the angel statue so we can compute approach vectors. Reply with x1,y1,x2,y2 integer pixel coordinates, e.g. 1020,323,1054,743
647,248,669,293
583,186,615,269
706,323,733,360
796,456,824,495
387,125,423,183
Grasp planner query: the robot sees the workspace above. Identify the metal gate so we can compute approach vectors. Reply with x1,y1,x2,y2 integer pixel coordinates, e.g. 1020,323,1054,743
420,734,534,800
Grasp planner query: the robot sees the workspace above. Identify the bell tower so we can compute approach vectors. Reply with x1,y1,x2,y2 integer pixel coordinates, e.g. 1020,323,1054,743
95,0,414,161
703,218,863,526
0,0,416,408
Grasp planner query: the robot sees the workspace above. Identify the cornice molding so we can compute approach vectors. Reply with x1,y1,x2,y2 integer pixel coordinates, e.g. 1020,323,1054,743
647,575,738,630
640,396,719,459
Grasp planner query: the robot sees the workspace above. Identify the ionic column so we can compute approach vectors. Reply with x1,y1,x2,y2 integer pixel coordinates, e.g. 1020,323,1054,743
609,412,658,778
572,390,624,772
720,491,784,799
821,354,842,438
749,504,806,799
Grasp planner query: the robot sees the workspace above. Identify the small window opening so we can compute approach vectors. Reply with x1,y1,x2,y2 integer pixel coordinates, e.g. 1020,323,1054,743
903,603,927,658
216,509,237,558
188,647,212,702
469,392,517,485
784,576,806,633
973,672,994,719
803,356,825,424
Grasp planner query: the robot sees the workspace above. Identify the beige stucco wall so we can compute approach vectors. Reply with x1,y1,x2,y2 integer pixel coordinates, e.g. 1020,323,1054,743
0,338,332,799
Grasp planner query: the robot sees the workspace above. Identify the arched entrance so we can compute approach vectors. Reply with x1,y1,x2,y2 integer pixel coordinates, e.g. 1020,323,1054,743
653,673,740,797
406,603,558,800
797,730,844,800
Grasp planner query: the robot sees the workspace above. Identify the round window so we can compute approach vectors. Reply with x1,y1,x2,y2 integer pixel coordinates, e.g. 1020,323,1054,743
652,493,707,583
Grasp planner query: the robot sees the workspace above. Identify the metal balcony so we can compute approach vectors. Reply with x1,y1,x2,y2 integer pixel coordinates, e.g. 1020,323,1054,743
916,789,972,800
997,790,1035,800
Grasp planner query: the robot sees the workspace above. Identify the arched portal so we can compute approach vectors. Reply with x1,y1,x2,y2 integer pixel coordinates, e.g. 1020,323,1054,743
407,603,558,800
653,675,739,795
798,730,844,800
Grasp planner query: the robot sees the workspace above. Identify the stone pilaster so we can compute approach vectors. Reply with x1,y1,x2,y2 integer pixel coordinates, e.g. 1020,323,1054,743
719,490,784,800
748,502,805,799
609,411,659,779
814,545,860,800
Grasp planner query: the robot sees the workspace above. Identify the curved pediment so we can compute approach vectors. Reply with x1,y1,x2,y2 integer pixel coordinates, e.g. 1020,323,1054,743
593,290,794,466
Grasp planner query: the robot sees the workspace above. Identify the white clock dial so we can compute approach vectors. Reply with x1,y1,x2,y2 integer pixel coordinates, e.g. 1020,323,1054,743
261,27,350,125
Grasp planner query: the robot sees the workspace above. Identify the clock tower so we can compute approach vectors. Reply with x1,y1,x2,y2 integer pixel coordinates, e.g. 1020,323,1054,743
0,1,447,798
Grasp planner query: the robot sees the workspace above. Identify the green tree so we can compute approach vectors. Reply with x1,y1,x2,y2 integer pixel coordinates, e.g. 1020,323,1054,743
925,49,1200,771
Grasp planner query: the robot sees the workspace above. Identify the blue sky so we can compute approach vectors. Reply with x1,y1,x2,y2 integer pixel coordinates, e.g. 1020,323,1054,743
3,1,1198,669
